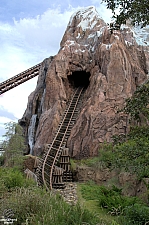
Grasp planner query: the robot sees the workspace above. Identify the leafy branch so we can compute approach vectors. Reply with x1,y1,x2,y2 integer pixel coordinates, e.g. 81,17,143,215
102,0,149,28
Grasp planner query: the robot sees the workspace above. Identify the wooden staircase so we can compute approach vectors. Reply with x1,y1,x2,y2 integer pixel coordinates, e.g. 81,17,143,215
36,87,84,190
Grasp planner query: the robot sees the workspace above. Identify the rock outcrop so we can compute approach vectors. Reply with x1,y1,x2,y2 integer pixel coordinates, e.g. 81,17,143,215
19,6,147,158
76,165,148,203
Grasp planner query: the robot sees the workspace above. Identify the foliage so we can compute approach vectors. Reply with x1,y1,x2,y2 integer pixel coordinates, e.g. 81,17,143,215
0,153,5,166
0,186,101,225
80,182,143,217
128,125,149,140
70,159,77,171
123,204,149,225
80,181,104,200
98,125,149,179
103,82,149,178
0,168,24,190
76,157,100,168
2,122,26,168
98,186,142,216
122,81,149,123
0,167,35,192
112,134,127,145
102,0,149,28
99,143,115,168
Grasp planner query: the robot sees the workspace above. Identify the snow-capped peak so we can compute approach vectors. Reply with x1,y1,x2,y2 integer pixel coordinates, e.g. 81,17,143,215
121,23,149,46
69,6,103,31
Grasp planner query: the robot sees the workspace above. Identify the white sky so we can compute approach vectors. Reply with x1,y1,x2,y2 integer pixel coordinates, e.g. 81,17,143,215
0,0,113,140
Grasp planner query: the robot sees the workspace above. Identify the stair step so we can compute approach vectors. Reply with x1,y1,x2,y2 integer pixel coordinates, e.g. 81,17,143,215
52,183,66,189
36,87,84,190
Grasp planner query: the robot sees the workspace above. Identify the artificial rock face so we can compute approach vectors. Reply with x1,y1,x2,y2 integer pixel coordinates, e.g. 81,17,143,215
19,6,147,158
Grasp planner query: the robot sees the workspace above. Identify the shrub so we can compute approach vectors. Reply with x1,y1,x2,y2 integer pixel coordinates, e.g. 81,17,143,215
0,168,36,191
80,183,143,216
121,81,149,123
99,132,149,179
4,170,24,189
123,204,149,225
98,186,142,216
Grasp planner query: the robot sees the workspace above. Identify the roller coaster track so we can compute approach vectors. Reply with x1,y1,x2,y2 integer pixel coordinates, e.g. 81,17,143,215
0,63,41,95
36,87,84,191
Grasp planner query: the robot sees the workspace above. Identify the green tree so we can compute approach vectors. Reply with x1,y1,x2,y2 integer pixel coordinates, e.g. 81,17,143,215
2,122,26,168
102,0,149,28
122,81,149,124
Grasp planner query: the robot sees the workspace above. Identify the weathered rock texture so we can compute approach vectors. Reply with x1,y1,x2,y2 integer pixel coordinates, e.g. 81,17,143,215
19,6,148,158
76,165,148,203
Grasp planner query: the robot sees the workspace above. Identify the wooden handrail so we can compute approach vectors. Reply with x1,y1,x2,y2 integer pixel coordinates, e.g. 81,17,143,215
0,63,41,95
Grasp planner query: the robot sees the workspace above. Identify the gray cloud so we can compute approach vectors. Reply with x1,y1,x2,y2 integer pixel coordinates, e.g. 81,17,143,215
0,106,17,120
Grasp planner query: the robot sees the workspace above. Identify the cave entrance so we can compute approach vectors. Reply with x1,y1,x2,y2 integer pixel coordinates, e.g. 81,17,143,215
68,71,90,88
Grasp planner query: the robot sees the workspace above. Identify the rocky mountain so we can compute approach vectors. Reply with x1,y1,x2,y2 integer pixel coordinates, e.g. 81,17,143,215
19,6,148,158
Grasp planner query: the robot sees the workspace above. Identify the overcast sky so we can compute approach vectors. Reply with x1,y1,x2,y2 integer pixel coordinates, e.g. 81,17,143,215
0,0,113,141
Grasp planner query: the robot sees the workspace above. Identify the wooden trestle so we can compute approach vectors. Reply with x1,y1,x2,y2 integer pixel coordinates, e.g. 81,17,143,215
36,87,84,190
0,63,41,95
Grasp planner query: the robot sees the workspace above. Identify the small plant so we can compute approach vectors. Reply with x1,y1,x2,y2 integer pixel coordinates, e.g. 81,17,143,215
0,167,36,191
80,182,144,217
123,204,149,225
110,220,120,225
70,158,77,171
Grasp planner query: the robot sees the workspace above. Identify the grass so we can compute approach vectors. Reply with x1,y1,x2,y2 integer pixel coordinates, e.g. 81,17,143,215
77,181,149,225
0,167,104,225
77,182,119,225
72,157,101,168
1,185,103,225
1,159,148,225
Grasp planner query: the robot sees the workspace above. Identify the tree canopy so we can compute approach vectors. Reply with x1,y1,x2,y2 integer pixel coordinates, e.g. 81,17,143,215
2,122,26,167
102,0,149,28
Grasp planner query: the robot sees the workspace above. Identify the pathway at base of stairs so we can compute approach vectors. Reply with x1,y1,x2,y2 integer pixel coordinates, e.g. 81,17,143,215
52,182,78,205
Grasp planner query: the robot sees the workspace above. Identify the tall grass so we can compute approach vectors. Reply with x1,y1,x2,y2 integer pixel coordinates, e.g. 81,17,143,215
79,182,149,225
0,187,102,225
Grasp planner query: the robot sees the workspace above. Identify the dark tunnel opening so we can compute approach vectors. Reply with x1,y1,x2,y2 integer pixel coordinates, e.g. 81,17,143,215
68,71,90,88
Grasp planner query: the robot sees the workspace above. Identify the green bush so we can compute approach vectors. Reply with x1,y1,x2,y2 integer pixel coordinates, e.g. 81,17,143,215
98,186,141,216
0,168,35,191
98,143,115,169
123,204,149,225
99,129,149,179
128,126,149,140
4,170,24,189
121,81,149,123
80,183,144,216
